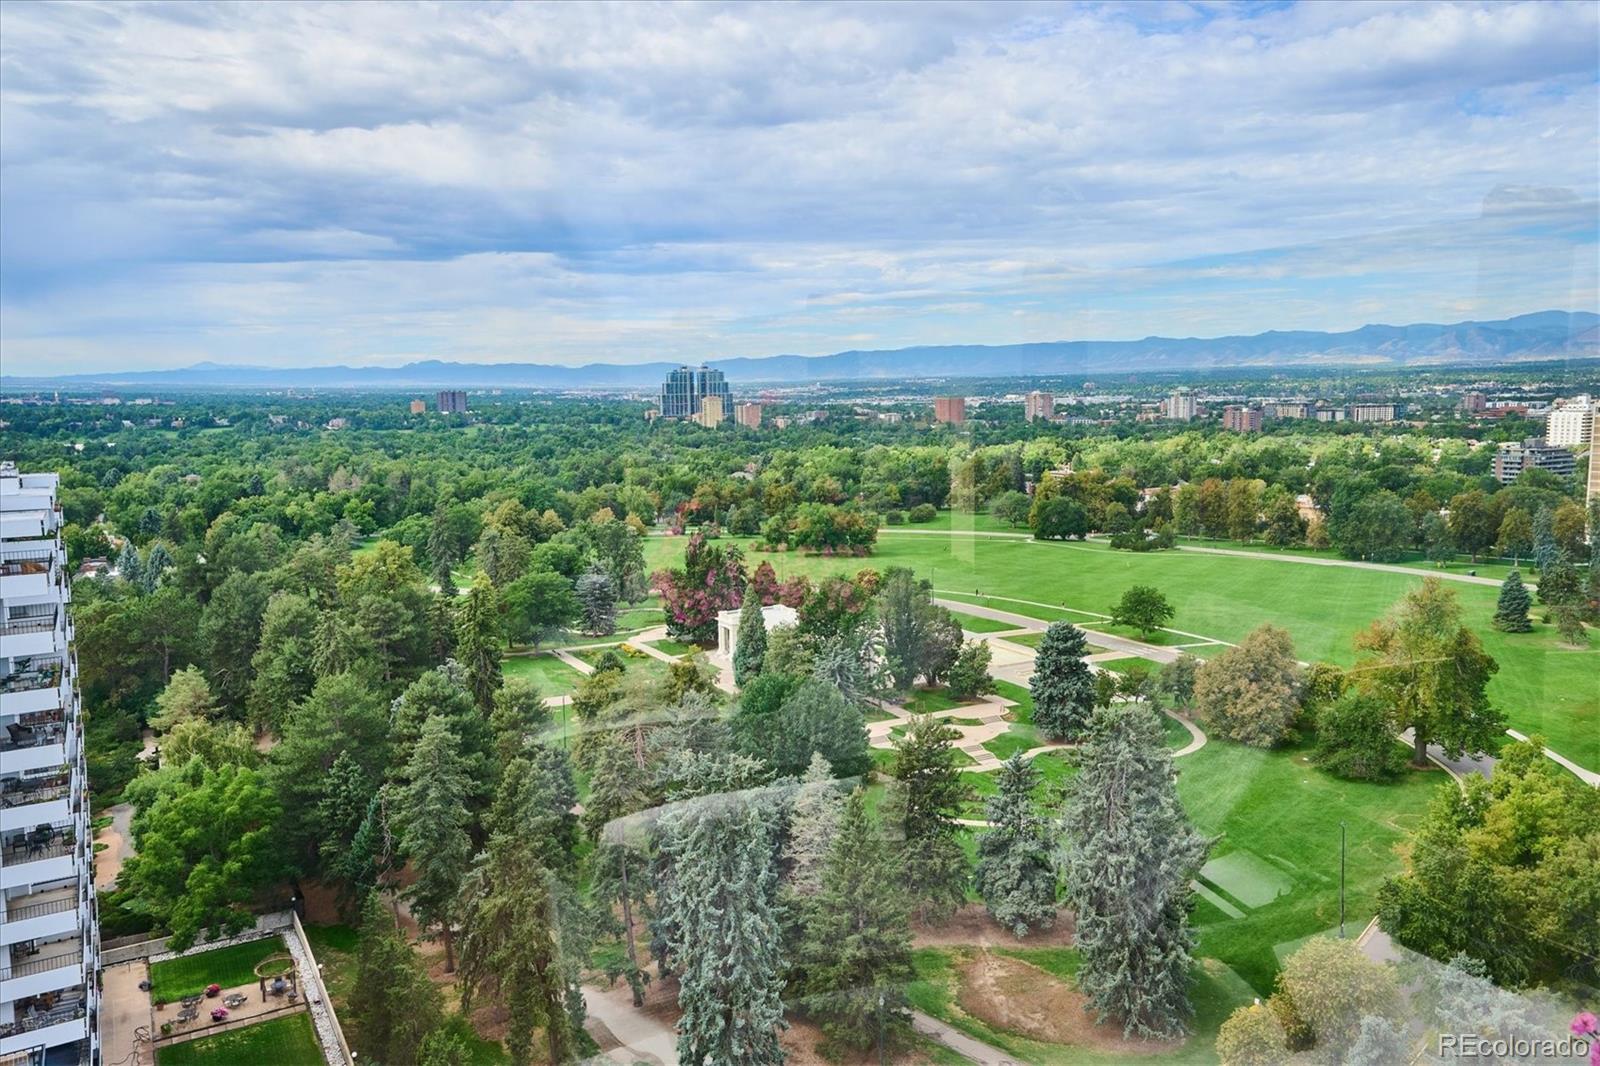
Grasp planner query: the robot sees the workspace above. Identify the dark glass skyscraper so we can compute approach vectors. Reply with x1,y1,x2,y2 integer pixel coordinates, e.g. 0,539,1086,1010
660,364,731,419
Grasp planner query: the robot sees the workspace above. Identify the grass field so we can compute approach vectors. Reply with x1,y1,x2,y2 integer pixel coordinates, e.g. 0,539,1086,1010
149,937,290,1002
901,687,969,714
647,532,1598,771
949,610,1022,633
157,1012,324,1066
501,653,585,699
644,638,698,657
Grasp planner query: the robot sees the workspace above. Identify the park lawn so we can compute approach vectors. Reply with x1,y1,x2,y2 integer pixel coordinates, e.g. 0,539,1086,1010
948,610,1022,633
908,946,1254,1065
302,925,356,1007
1174,739,1440,994
891,509,1026,535
157,1012,324,1066
501,653,585,699
149,937,290,1002
577,647,674,686
1094,656,1164,676
1171,535,1526,583
981,727,1043,762
994,680,1034,725
901,687,969,714
1080,622,1188,647
645,638,698,658
647,533,1598,771
997,630,1045,649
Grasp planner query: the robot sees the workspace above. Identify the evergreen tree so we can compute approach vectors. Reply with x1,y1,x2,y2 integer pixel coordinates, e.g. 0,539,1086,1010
247,592,320,732
116,540,144,589
348,895,443,1065
796,790,915,1053
455,579,504,715
141,541,173,592
1537,551,1582,606
456,835,578,1066
490,746,580,873
656,794,788,1066
576,564,618,636
766,678,871,779
489,676,547,769
733,594,768,686
974,755,1057,936
890,715,970,923
783,753,844,896
395,716,474,972
1491,570,1533,632
1532,505,1557,574
1029,621,1096,740
1063,705,1209,1039
417,1017,477,1066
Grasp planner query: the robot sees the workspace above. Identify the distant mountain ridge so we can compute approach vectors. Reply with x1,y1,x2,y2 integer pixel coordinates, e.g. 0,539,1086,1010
6,311,1595,390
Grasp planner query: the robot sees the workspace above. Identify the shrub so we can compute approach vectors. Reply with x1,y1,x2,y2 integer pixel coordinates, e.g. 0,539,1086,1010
908,503,938,523
1312,691,1406,781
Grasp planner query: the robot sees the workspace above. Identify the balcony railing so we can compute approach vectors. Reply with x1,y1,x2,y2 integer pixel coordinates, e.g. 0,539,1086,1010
1,778,71,808
5,894,80,923
0,555,54,578
0,660,65,696
7,949,81,979
2,827,75,864
0,997,86,1039
1,722,68,753
0,610,58,637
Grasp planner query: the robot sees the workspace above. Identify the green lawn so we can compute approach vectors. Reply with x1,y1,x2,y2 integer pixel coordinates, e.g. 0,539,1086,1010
501,653,585,699
575,647,674,685
1174,740,1440,993
149,937,291,1002
302,924,357,1006
647,532,1598,771
948,610,1022,633
158,1012,324,1066
644,638,698,657
900,687,969,714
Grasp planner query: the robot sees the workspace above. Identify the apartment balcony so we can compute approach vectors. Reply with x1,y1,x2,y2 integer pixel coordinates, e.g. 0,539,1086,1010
0,608,65,661
0,774,72,834
0,659,68,720
0,506,62,543
0,886,82,947
0,716,73,777
0,552,60,601
0,931,87,1002
0,826,80,891
0,989,88,1061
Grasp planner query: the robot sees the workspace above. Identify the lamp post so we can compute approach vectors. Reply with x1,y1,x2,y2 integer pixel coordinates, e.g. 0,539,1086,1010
1339,820,1347,938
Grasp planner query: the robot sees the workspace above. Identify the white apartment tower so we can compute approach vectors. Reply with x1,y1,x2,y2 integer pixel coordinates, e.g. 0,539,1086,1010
1546,394,1594,448
1164,391,1196,421
1,463,98,1066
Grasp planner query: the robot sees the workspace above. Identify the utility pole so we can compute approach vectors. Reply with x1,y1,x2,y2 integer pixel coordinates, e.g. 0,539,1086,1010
1339,820,1347,938
877,991,885,1066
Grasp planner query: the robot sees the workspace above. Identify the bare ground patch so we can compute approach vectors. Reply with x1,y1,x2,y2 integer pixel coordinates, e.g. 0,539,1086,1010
912,902,1075,948
956,950,1180,1055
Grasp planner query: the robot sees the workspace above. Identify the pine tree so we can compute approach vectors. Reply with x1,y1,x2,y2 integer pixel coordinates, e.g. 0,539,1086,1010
116,540,144,589
491,747,580,873
767,678,871,779
456,835,578,1066
974,755,1057,937
890,715,970,923
455,579,503,715
395,716,474,972
656,795,788,1066
1537,552,1581,606
141,541,173,592
1492,571,1533,632
1532,505,1557,574
1063,705,1209,1039
783,753,843,896
796,790,915,1053
348,895,443,1065
1030,621,1096,740
733,594,768,686
577,564,618,636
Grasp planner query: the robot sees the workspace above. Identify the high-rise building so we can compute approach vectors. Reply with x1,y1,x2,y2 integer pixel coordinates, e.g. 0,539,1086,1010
733,402,762,428
1262,402,1310,420
1,463,99,1066
659,365,732,420
1163,391,1196,421
1492,438,1575,484
1024,391,1054,422
409,399,426,414
1546,395,1594,447
933,396,966,425
1461,391,1487,415
1222,405,1263,432
1346,403,1398,423
1588,416,1599,507
694,395,726,428
437,390,468,414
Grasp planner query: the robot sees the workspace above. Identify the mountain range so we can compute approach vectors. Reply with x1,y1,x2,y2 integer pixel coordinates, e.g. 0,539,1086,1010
5,311,1595,390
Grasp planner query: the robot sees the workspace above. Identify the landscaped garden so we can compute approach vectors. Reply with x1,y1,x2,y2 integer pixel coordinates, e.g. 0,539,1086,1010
149,937,292,1002
500,653,585,699
157,1011,323,1066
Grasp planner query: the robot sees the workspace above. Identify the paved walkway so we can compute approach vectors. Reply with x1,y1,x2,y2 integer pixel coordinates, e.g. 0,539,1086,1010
913,1009,1020,1065
1506,729,1600,786
95,801,135,891
1166,541,1512,588
100,960,155,1066
583,985,678,1065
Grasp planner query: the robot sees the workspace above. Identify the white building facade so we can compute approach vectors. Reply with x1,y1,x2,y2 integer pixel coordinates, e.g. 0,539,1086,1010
1,463,99,1066
1546,395,1594,448
714,603,799,666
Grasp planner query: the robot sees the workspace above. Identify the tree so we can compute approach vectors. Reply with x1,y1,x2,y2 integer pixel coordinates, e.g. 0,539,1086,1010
395,716,474,972
1447,489,1498,562
1329,490,1410,563
501,569,579,647
1532,504,1558,574
198,570,270,710
656,794,788,1066
1537,552,1582,607
768,678,871,779
149,665,217,732
1355,579,1501,768
890,715,970,922
456,835,578,1066
1491,570,1533,632
1494,508,1533,565
454,580,503,715
418,1017,478,1066
575,564,617,636
1421,512,1454,568
979,489,1024,529
796,790,915,1053
141,541,173,592
116,540,144,589
490,676,547,768
160,718,256,770
247,592,319,731
1312,691,1406,781
877,567,960,690
1062,705,1208,1040
1226,478,1263,542
783,754,843,897
1029,621,1096,740
652,532,747,644
1216,1002,1289,1066
974,755,1056,936
1272,937,1400,1061
1157,654,1198,710
1261,489,1306,548
120,762,283,950
733,594,767,687
1031,495,1090,540
945,640,996,700
348,895,443,1065
1192,624,1302,748
1109,585,1173,639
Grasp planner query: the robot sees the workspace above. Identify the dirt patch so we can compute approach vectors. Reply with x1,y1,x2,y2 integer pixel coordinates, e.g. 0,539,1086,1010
912,902,1075,948
956,950,1179,1055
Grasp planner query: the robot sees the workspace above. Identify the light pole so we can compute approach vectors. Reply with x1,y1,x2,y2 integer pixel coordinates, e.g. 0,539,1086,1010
877,991,885,1066
1339,821,1347,938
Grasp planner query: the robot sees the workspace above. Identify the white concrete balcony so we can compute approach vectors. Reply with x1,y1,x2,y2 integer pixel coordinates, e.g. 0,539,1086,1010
0,997,88,1059
0,609,66,661
0,829,80,890
0,712,72,776
0,932,86,1001
0,660,69,718
1,886,81,946
1,774,72,833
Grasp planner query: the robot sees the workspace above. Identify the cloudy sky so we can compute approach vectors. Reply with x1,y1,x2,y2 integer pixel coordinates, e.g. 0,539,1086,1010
1,1,1596,374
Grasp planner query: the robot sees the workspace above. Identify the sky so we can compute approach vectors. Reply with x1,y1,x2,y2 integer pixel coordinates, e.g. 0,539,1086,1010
1,0,1597,374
